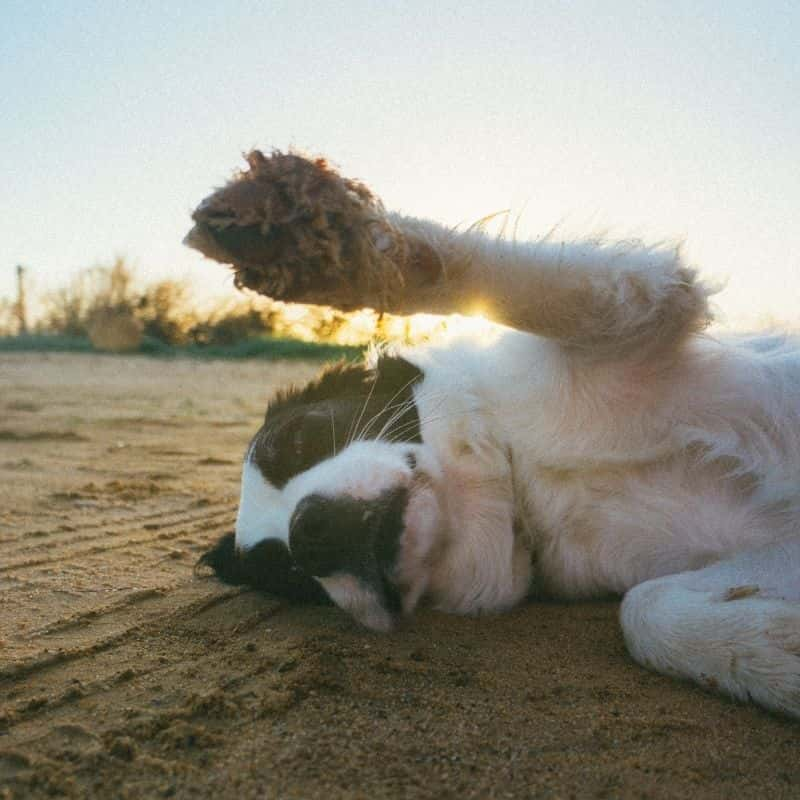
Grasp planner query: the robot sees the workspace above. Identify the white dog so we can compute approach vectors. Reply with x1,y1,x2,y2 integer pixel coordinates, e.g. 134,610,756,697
191,152,800,720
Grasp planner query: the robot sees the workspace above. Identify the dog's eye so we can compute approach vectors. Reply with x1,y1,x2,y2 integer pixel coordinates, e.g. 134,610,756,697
257,407,339,488
293,427,305,458
284,419,311,464
281,411,334,469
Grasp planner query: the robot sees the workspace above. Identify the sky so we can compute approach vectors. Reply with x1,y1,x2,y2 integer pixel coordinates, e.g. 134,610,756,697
2,0,799,327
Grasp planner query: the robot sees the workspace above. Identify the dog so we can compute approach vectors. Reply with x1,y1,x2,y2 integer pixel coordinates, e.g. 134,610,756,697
191,152,800,720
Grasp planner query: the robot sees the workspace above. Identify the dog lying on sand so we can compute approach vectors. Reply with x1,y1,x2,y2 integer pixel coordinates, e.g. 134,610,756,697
186,151,800,719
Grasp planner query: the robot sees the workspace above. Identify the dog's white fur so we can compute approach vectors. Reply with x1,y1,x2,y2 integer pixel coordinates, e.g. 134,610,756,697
238,220,800,719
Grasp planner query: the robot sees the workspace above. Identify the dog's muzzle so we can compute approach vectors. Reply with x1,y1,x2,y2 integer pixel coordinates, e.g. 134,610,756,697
288,489,409,583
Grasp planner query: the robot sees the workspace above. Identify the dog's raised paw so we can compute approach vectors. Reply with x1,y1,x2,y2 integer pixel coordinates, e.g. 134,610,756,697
185,150,407,312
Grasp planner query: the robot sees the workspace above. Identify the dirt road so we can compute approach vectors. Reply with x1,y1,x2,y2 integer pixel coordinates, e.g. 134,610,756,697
1,353,798,799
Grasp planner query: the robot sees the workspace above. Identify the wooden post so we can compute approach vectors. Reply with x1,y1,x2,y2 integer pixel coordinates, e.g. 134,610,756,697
16,265,28,335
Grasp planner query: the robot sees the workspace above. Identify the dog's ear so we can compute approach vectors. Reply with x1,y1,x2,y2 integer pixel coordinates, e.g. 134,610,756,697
373,354,423,395
369,354,424,443
197,532,332,605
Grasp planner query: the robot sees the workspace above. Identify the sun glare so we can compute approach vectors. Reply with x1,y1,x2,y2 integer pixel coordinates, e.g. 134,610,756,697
432,312,500,340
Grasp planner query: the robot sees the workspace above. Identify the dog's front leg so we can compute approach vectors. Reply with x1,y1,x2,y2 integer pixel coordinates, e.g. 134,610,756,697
187,151,712,358
621,538,800,719
393,221,714,359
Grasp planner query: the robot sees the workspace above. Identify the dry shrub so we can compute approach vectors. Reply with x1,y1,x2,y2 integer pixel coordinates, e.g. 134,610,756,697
86,308,143,352
41,258,139,336
31,256,431,349
191,300,277,346
39,260,195,347
138,280,197,345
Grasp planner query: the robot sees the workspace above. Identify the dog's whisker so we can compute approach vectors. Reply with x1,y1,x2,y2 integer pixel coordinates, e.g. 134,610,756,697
346,369,379,448
371,396,421,442
383,395,479,445
353,374,426,443
373,389,451,442
354,394,412,443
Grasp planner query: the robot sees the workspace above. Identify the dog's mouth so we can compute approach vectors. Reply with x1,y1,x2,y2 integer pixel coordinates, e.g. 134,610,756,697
196,532,332,605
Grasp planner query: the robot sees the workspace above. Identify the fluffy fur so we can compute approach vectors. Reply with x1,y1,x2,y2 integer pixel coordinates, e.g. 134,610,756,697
190,153,800,720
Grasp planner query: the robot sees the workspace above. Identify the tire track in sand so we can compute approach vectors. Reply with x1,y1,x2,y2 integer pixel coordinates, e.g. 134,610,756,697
1,502,238,679
0,503,200,547
0,505,235,574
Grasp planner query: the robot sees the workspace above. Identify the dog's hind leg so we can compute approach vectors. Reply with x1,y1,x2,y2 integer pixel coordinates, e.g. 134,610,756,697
620,538,800,719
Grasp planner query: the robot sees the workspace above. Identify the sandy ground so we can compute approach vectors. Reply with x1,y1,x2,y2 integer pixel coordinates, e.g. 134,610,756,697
1,352,798,800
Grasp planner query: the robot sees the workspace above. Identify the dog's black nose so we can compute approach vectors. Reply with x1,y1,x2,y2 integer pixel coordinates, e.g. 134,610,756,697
289,494,370,577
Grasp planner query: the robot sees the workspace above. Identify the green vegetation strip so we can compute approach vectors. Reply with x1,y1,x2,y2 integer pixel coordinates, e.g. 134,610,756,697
0,335,365,361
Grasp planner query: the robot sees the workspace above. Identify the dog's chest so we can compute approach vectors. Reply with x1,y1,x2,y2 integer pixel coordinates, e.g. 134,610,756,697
411,329,800,598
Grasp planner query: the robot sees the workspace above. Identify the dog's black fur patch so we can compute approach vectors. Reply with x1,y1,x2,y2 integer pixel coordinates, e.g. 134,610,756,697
253,355,423,489
198,532,332,605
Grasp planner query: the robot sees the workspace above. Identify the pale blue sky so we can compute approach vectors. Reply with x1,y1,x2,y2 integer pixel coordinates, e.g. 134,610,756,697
2,1,799,325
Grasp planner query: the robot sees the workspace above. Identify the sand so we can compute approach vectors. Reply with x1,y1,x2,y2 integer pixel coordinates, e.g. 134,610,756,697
1,352,798,800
